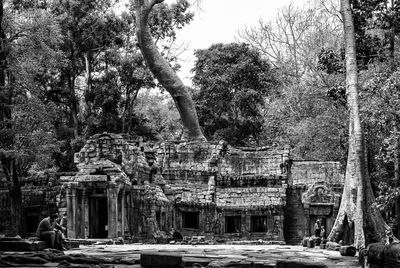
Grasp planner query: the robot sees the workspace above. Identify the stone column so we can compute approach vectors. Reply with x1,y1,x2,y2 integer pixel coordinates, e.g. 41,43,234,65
121,189,125,237
81,190,87,238
107,183,119,238
66,187,77,238
84,191,89,238
304,207,311,237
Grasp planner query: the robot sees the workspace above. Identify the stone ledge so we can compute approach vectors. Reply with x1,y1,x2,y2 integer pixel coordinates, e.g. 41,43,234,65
140,253,183,267
276,260,328,268
0,240,48,251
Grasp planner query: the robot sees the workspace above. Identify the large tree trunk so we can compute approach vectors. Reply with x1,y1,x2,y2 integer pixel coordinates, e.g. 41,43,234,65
388,3,400,238
394,124,400,238
327,0,389,248
68,29,80,139
69,76,80,139
84,50,93,118
0,155,24,236
134,0,206,141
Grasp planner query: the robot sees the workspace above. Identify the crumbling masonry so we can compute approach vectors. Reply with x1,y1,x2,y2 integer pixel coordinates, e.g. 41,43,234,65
57,133,344,244
0,133,344,244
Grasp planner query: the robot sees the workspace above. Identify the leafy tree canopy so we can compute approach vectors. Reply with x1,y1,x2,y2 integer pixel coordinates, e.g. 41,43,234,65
192,43,277,146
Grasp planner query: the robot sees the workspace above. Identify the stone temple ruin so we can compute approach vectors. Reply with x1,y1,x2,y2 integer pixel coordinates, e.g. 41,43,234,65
0,133,344,244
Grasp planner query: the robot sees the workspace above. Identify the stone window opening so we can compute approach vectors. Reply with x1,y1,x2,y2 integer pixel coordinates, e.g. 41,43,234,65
182,211,199,229
225,216,241,233
251,216,268,232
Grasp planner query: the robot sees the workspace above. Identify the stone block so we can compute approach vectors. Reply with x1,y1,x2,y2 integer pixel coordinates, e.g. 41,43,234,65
0,240,48,251
140,253,183,267
276,260,327,268
368,242,385,265
307,238,315,248
384,243,400,268
339,245,356,256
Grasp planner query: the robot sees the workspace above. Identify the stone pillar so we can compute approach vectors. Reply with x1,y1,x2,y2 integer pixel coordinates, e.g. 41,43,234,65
66,187,77,238
107,183,119,238
83,191,89,238
121,190,125,237
81,190,87,238
304,207,311,237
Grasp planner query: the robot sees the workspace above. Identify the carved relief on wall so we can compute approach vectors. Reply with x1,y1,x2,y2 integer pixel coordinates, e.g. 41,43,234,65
301,182,340,209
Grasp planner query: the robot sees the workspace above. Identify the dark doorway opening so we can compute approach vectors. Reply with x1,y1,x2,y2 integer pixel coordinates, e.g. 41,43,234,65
182,211,199,229
89,196,108,238
311,216,326,237
251,216,267,232
225,216,241,233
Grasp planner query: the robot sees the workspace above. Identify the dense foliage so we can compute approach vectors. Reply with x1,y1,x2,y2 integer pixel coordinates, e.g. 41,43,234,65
1,0,400,237
192,43,277,146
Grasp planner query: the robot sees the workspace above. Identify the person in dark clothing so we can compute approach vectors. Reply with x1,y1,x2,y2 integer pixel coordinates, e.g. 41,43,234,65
314,219,321,237
36,213,63,250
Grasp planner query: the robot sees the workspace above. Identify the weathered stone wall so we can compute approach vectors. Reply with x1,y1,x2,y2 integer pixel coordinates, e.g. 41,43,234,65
0,172,62,234
130,184,171,241
290,161,344,187
147,142,289,241
284,187,308,244
2,132,344,244
216,187,286,208
284,161,344,244
74,133,151,183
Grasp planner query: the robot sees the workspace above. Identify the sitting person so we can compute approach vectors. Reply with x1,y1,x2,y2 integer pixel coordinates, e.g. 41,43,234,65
56,213,67,239
36,213,64,250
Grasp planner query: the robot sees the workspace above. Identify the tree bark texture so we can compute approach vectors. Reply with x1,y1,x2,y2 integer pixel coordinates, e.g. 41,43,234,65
68,29,80,139
0,155,24,236
327,0,389,248
134,0,206,141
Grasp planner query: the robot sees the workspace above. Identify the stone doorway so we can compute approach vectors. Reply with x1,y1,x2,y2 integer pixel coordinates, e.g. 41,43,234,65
310,216,326,237
89,196,108,238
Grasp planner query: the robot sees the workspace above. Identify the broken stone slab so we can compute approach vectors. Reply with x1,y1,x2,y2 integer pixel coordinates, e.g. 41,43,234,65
183,256,212,267
367,242,386,266
140,253,184,267
0,240,48,251
207,259,275,268
325,241,341,251
339,245,356,256
383,242,400,267
275,260,328,268
0,254,49,265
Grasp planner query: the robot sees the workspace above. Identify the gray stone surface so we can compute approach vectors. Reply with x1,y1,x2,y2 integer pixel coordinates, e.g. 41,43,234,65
63,244,361,268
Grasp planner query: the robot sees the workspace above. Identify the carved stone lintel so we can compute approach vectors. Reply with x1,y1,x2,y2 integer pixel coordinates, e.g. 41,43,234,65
302,182,339,208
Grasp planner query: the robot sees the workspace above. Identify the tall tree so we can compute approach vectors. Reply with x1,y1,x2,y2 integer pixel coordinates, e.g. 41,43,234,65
192,43,276,146
49,0,123,139
0,0,22,236
327,0,389,248
0,1,62,236
134,0,205,141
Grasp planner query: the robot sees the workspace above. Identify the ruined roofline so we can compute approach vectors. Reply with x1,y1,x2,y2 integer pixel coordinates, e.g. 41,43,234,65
163,142,290,151
78,132,291,154
291,160,342,164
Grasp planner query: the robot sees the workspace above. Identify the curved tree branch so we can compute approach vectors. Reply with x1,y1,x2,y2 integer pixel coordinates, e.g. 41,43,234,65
135,0,205,141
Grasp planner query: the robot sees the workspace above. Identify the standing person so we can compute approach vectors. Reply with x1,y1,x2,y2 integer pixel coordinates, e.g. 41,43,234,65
36,213,63,250
314,219,321,237
320,225,326,239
